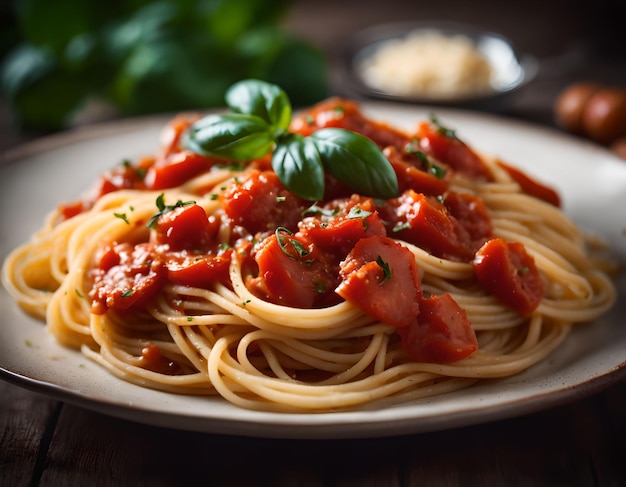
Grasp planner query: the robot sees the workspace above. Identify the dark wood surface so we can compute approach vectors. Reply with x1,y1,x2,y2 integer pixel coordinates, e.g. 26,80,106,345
2,1,626,485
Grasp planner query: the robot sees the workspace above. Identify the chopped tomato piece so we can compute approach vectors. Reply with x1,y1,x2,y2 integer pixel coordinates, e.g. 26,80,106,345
145,151,216,190
153,203,215,252
299,196,387,256
91,243,165,314
336,235,421,328
157,113,202,158
221,170,307,235
57,158,153,221
415,121,492,181
291,97,411,150
497,159,561,207
383,146,450,195
92,159,149,198
249,232,339,308
473,238,544,317
382,190,475,261
165,251,232,287
57,200,87,221
399,293,477,363
443,191,493,246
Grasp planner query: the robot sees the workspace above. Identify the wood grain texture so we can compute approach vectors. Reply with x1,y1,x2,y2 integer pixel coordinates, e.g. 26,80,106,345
1,378,623,486
0,381,61,487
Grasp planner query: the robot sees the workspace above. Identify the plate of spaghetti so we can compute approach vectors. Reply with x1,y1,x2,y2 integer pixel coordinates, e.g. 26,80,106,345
1,80,624,439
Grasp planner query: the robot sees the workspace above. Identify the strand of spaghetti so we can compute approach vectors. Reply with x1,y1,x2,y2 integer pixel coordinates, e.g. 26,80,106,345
421,275,524,330
87,313,214,390
537,272,616,322
403,243,475,280
515,315,547,353
1,244,54,319
82,344,215,394
458,324,570,377
237,329,369,371
208,331,550,410
257,341,298,380
481,191,579,236
228,259,365,328
208,338,447,410
314,333,390,385
180,167,236,194
221,318,565,394
370,377,478,407
236,328,390,385
149,289,249,327
374,332,390,375
476,327,525,353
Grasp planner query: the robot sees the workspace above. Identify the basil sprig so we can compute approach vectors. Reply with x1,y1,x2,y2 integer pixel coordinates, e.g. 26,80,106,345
181,79,399,201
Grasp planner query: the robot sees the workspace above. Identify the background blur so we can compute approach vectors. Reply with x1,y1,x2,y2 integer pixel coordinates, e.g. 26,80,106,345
1,0,625,149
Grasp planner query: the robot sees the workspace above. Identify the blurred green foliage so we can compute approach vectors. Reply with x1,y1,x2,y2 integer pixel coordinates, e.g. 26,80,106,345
1,0,329,131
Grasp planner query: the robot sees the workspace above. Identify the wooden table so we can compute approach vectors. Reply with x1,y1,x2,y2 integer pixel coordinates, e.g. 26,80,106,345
2,1,626,485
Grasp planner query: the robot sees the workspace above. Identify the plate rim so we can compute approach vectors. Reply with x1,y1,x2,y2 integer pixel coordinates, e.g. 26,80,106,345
2,354,625,439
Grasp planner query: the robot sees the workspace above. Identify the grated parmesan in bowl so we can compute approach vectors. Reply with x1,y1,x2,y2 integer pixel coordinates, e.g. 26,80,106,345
341,22,536,108
359,31,494,98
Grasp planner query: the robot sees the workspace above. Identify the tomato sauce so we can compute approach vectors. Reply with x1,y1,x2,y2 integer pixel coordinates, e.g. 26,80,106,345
78,99,553,365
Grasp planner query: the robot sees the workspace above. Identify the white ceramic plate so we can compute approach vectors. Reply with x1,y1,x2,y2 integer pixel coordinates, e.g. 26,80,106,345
1,104,625,439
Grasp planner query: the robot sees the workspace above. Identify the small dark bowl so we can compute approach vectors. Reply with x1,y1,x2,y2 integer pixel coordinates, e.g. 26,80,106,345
337,21,538,111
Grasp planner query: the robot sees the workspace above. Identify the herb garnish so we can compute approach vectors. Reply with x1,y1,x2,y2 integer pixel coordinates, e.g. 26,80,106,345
114,212,130,224
122,159,147,179
346,206,372,220
430,113,457,139
346,206,372,230
302,203,339,218
146,193,196,229
376,256,391,284
404,139,447,179
275,227,312,262
392,222,411,233
182,79,399,201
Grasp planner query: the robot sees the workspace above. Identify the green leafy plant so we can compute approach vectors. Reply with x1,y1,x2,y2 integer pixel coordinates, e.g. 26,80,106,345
1,0,328,130
182,79,399,201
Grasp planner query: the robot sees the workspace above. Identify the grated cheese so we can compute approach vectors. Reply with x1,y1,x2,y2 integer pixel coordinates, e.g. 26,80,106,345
359,30,494,99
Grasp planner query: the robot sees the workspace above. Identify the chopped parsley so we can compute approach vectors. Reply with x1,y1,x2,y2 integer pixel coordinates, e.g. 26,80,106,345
346,206,372,230
275,227,312,262
302,203,339,218
430,113,457,139
404,139,447,179
392,222,411,233
114,212,130,224
376,256,391,284
146,193,196,229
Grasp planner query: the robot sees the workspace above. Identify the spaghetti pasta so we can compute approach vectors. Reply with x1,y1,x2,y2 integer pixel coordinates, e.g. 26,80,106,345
1,90,616,413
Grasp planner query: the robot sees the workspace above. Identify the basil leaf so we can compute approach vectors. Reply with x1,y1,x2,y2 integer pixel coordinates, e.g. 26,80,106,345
310,128,399,199
272,133,324,201
226,79,291,132
182,113,274,161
